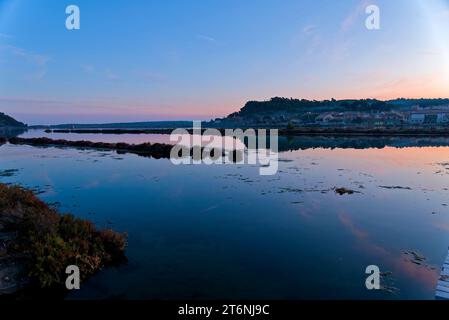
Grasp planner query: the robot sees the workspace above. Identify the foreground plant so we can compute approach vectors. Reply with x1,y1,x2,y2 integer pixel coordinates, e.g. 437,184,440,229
0,183,127,292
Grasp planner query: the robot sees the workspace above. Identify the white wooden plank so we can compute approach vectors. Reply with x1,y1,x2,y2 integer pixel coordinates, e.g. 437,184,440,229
436,290,449,300
435,250,449,299
437,285,449,293
438,282,449,289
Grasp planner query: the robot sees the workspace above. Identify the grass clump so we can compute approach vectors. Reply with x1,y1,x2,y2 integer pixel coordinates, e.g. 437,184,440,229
0,183,127,289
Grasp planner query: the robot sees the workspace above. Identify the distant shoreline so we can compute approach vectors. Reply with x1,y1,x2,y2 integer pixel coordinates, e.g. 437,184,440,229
42,127,449,137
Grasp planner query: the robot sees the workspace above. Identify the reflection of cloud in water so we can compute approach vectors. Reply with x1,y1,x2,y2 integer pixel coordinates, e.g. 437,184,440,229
297,197,321,219
32,170,57,196
83,180,100,190
433,222,449,233
338,212,438,290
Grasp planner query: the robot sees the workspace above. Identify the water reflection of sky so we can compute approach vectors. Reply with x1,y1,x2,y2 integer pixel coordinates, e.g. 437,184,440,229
20,129,248,151
1,132,449,299
20,129,176,145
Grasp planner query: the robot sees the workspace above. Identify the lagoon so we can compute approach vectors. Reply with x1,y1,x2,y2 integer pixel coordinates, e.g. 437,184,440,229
1,130,449,299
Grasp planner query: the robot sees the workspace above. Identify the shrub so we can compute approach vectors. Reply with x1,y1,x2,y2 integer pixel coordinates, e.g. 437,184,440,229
0,183,127,289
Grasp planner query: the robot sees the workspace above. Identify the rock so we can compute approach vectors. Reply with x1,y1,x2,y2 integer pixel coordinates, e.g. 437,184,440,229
403,250,429,267
334,187,358,195
378,185,412,190
410,251,426,262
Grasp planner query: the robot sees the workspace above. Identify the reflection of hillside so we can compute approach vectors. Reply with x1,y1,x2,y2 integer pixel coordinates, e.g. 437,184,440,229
0,128,27,138
278,136,449,151
243,135,449,152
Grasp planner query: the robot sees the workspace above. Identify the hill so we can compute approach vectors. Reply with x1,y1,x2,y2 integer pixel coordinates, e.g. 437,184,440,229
213,97,449,128
0,112,26,128
225,97,449,119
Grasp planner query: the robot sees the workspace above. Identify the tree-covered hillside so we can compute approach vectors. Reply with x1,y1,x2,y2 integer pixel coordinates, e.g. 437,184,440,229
226,97,449,119
0,112,26,128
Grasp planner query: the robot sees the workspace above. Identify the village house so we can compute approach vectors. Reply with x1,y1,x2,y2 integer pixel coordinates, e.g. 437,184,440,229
408,110,449,125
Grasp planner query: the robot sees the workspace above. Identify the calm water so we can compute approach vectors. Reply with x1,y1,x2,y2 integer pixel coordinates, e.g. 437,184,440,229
1,130,449,299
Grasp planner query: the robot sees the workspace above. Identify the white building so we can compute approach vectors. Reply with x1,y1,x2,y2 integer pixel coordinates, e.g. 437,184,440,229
408,111,449,124
409,113,425,124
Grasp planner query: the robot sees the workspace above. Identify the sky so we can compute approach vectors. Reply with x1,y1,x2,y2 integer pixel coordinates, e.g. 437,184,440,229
1,0,449,125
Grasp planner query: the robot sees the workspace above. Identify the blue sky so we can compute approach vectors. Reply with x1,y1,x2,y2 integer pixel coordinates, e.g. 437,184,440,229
1,0,449,124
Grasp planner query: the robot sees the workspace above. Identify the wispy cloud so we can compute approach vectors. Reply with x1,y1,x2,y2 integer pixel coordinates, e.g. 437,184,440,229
0,96,161,114
328,0,372,62
139,71,168,82
0,33,13,39
342,71,447,100
302,25,318,36
105,69,119,81
340,0,371,33
0,97,67,105
1,44,49,66
295,2,372,63
417,50,441,56
0,44,49,80
298,24,322,54
196,34,219,44
81,64,95,73
437,8,449,19
25,69,48,81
